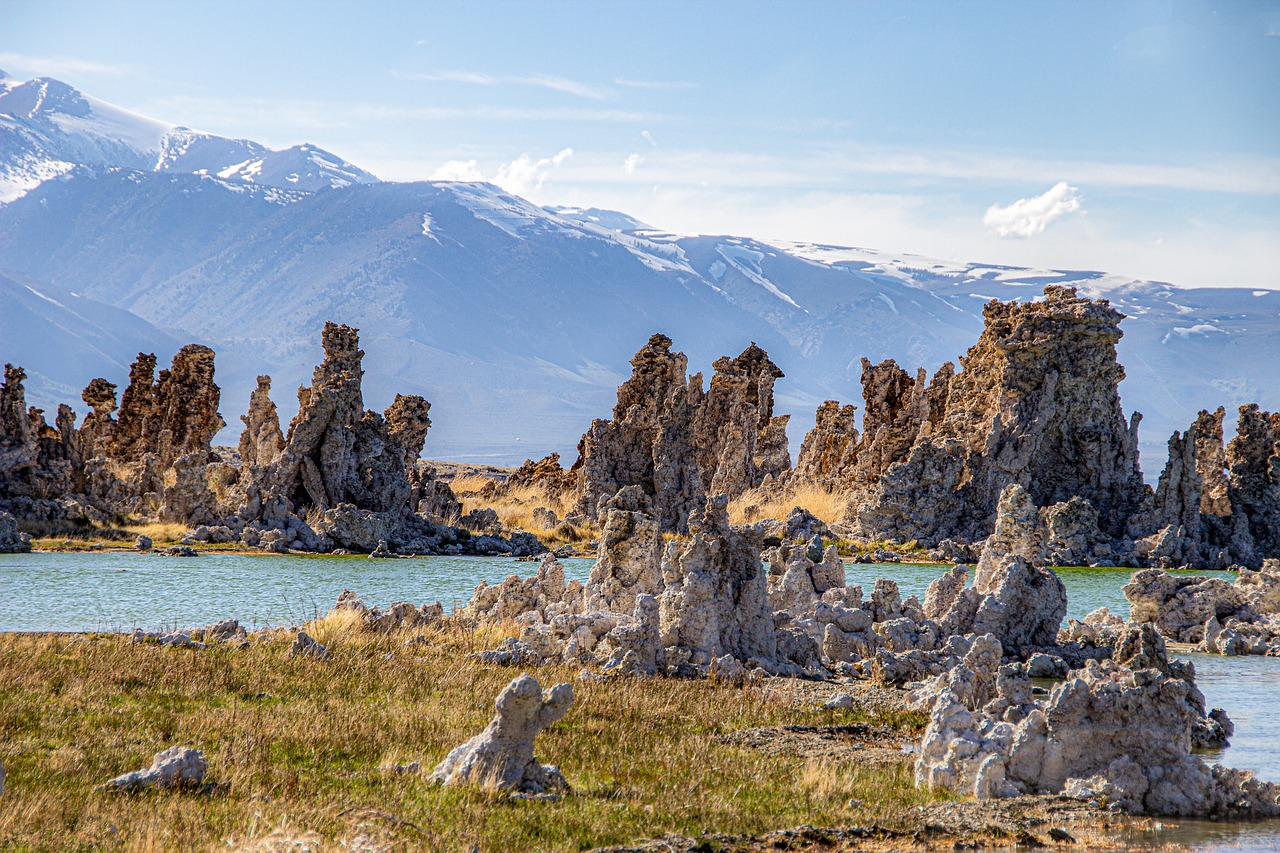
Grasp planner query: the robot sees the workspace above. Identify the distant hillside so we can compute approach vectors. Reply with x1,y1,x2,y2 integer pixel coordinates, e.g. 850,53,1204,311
0,71,1276,474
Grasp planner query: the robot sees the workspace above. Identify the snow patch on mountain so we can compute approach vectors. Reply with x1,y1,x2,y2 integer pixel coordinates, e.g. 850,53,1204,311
716,242,804,310
0,71,375,199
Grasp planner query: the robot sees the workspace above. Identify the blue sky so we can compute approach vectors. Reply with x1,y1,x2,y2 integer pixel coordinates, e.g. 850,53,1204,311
4,0,1278,288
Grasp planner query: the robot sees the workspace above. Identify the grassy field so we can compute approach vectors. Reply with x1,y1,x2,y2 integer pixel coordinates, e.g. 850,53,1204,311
0,619,939,853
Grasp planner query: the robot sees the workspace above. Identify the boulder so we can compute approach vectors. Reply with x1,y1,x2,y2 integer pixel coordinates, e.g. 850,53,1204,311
0,510,30,553
105,746,206,791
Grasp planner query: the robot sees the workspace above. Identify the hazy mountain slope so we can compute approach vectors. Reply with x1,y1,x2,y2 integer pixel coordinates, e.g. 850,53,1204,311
1,72,1275,471
0,270,183,411
5,167,1274,469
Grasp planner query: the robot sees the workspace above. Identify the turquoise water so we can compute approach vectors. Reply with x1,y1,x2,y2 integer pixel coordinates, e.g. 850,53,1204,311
0,551,596,633
2,552,1277,796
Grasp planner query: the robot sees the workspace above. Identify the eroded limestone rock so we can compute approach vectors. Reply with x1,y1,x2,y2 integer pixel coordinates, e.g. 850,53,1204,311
237,375,284,468
105,746,206,791
428,674,573,796
829,286,1145,547
466,555,583,625
572,335,791,533
289,631,330,660
0,510,31,553
658,495,778,670
586,486,662,613
913,649,1279,816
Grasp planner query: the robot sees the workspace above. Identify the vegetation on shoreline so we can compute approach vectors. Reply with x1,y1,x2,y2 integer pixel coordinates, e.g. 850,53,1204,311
0,620,940,852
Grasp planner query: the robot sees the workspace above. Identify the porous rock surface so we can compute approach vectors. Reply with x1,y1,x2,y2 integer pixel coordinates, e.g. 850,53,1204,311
0,509,31,553
572,335,790,533
586,486,662,613
1124,562,1280,654
912,626,1279,816
429,673,573,796
924,485,1068,655
1,346,225,526
794,286,1147,549
105,746,207,791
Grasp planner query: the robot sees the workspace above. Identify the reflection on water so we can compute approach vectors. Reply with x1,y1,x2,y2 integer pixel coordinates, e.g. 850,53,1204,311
3,553,1278,803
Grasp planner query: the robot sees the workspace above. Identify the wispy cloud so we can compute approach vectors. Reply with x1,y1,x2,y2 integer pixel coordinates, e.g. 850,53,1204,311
614,77,698,90
151,95,662,134
395,70,611,100
623,153,644,173
0,51,132,78
430,159,483,181
983,182,1084,238
494,148,574,195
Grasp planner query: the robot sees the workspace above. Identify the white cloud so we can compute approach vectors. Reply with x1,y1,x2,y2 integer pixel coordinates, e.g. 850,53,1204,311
0,51,130,78
431,159,483,181
494,148,574,195
983,182,1083,238
396,70,611,100
623,153,643,173
641,130,656,148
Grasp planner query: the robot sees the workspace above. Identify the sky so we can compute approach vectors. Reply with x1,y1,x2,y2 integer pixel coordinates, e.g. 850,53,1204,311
4,0,1279,289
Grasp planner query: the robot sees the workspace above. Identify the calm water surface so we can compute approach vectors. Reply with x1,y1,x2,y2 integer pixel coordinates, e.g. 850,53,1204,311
3,551,1278,847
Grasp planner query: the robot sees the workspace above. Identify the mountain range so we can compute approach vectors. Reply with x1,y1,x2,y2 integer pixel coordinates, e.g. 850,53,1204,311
1,70,1276,473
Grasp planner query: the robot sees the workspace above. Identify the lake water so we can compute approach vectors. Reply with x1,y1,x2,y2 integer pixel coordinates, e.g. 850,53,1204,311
3,550,1279,850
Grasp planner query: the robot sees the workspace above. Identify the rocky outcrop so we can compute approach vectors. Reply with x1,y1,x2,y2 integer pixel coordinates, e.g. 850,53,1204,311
1224,404,1280,567
692,343,791,497
765,538,845,617
466,554,584,625
1125,564,1280,654
920,485,1068,655
227,323,533,556
658,494,779,670
384,393,433,468
480,453,578,506
1,345,227,526
572,335,791,533
572,333,702,532
791,400,859,484
249,323,410,516
333,589,443,632
105,746,206,791
913,631,1279,816
0,510,31,553
1114,403,1280,569
428,674,573,796
586,487,662,613
809,286,1146,547
289,631,330,660
1041,497,1111,567
237,375,284,468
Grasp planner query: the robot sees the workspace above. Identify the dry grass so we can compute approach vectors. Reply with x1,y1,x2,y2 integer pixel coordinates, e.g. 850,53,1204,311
0,621,939,852
727,483,851,527
124,522,190,544
451,477,594,545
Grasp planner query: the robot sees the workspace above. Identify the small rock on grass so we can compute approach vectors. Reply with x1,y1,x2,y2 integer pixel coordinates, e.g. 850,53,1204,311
105,746,206,791
289,631,330,660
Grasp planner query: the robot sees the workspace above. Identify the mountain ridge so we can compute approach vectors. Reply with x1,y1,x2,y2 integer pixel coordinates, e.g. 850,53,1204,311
0,71,1275,473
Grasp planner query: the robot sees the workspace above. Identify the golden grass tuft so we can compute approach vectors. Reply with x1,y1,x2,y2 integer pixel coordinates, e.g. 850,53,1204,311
727,483,850,527
124,522,190,544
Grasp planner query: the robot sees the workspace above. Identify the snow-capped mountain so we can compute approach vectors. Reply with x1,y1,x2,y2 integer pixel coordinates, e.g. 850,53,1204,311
0,70,377,201
0,73,1275,472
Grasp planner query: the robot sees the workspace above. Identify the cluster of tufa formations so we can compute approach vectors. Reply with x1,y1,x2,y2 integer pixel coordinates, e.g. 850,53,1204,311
7,283,1280,819
3,285,1277,571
